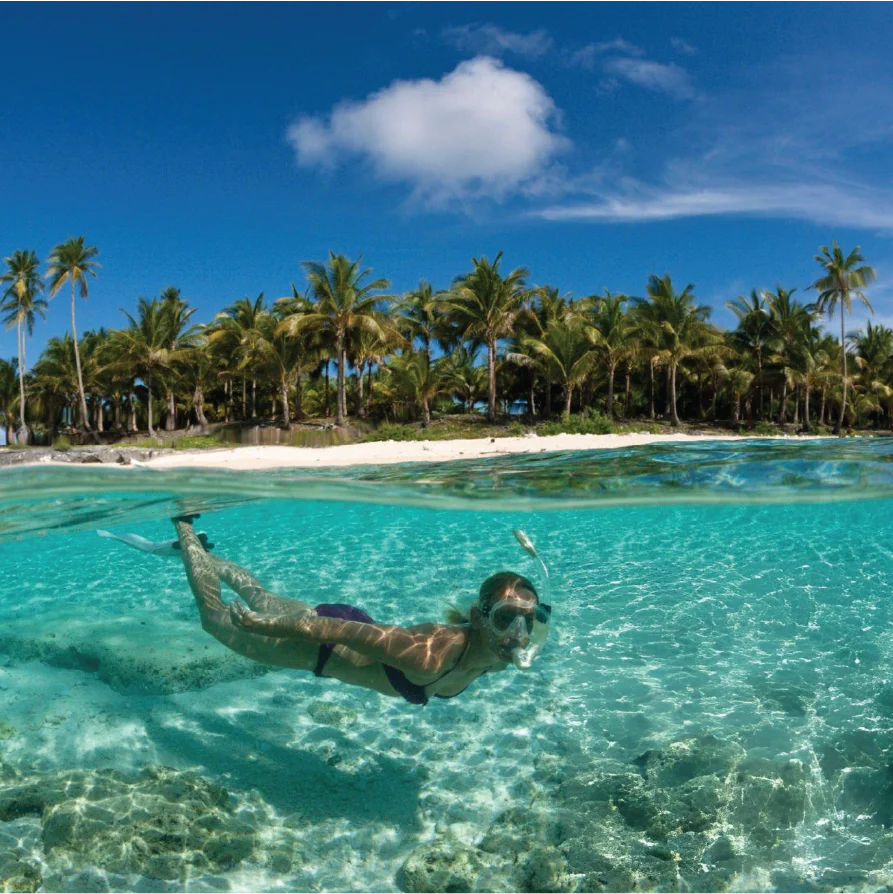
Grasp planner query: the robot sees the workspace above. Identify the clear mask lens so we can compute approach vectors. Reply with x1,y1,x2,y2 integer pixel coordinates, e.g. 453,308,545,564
488,604,551,636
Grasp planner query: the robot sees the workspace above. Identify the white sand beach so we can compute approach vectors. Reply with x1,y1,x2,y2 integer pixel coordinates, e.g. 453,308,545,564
142,432,771,471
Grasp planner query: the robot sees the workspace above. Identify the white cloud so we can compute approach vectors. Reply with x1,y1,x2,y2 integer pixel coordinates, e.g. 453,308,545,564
535,181,893,230
442,24,552,58
603,57,695,100
287,57,567,203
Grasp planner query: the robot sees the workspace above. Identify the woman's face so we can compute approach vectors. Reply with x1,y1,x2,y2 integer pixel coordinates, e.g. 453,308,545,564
481,588,539,660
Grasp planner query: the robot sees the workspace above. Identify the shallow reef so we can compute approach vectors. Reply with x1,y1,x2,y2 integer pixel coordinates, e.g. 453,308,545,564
0,612,267,695
0,760,271,891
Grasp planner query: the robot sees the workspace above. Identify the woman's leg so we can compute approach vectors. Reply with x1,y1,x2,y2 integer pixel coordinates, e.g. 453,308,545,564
210,556,313,617
173,518,397,692
173,519,317,671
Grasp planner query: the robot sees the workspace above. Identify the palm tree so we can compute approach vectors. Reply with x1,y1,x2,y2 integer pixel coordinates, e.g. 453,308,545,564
384,351,449,425
723,366,753,426
726,290,772,420
516,317,597,416
635,274,713,426
582,290,631,418
512,286,572,419
1,250,47,443
159,287,200,430
110,297,177,438
351,319,401,418
0,358,18,444
280,253,390,426
851,322,893,428
812,242,877,433
447,252,529,422
46,237,100,436
32,335,81,430
764,287,815,424
396,281,448,368
210,294,268,420
443,346,488,413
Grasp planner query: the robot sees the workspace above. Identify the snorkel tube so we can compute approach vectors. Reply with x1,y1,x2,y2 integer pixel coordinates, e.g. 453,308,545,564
509,529,552,670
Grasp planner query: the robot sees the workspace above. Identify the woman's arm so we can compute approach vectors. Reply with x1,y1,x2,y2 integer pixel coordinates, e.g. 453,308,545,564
229,601,465,677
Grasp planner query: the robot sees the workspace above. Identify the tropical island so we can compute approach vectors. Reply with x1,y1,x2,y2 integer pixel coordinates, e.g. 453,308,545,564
0,237,882,463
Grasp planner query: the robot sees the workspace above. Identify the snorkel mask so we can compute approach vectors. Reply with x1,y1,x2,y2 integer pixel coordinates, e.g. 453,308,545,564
501,529,553,670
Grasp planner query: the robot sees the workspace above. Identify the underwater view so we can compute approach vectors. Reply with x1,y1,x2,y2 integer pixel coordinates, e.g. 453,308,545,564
3,439,893,893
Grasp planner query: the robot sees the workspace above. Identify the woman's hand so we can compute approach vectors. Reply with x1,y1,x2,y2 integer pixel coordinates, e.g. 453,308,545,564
229,600,313,639
230,599,276,633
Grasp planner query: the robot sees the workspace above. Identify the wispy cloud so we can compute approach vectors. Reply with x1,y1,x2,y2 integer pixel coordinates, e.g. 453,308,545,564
670,37,697,55
535,181,893,230
602,56,696,100
566,38,643,70
441,23,553,58
287,57,567,205
564,37,696,100
535,50,893,232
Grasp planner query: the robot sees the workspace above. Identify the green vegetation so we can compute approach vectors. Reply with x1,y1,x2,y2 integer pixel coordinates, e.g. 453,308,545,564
0,238,886,448
539,410,616,436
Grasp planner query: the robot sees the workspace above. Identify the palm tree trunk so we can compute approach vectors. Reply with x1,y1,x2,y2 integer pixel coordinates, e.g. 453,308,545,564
819,388,826,426
167,389,176,431
324,362,330,417
649,358,655,419
70,280,92,435
732,394,740,425
95,397,104,433
336,333,346,426
365,364,374,416
422,396,431,426
251,378,257,419
757,355,764,420
295,364,304,421
670,363,681,426
804,385,811,427
241,378,247,419
114,394,122,431
564,384,573,417
607,364,615,418
778,380,788,424
487,337,497,423
130,379,138,432
16,321,28,444
624,365,632,419
528,372,536,421
543,375,552,419
146,374,156,439
356,361,366,417
280,373,290,427
664,366,671,417
193,386,208,430
838,307,847,434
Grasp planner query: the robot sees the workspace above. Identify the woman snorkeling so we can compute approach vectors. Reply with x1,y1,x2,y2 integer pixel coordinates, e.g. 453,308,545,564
104,517,551,706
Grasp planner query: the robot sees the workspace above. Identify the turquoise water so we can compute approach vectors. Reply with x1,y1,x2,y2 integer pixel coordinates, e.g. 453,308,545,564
2,439,893,892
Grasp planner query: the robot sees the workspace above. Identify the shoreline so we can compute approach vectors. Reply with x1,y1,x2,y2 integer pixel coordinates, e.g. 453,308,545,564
136,432,816,471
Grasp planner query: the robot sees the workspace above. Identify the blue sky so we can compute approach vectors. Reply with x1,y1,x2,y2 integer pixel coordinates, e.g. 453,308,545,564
3,2,893,361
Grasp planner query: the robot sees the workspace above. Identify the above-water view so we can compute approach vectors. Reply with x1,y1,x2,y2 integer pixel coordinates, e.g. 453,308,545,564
2,440,893,893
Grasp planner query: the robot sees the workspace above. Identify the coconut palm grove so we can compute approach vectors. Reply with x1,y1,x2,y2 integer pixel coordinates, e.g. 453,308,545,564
0,237,881,447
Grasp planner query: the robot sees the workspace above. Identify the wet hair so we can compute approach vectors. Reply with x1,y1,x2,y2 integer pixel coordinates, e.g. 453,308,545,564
444,572,538,625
